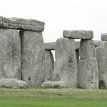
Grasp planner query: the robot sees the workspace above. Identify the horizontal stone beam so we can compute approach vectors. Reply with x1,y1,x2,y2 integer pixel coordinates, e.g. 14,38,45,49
0,16,45,31
45,42,56,50
63,30,93,39
101,33,107,41
45,41,80,50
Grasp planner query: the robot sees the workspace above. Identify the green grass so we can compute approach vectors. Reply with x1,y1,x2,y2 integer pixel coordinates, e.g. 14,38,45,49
0,88,107,107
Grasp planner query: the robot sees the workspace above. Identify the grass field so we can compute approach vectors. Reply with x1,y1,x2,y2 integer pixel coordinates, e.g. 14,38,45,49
0,88,107,107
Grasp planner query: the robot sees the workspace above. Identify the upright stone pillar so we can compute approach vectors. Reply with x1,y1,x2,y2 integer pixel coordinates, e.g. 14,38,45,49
42,37,78,88
0,29,21,79
63,30,99,89
97,34,107,89
44,50,54,81
21,31,45,86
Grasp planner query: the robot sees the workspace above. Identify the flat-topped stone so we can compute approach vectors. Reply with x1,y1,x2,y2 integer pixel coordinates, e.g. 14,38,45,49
0,16,45,31
101,33,107,41
45,41,80,50
63,30,93,39
45,42,56,50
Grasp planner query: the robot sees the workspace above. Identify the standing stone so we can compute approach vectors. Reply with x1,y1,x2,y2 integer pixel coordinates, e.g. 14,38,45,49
44,50,54,80
101,33,107,41
97,41,107,89
21,31,45,86
0,29,21,79
78,39,99,89
42,38,78,88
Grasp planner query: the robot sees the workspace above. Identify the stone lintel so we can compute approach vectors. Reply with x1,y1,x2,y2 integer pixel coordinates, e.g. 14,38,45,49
45,41,80,50
101,33,107,41
45,42,56,50
0,16,45,31
63,30,93,39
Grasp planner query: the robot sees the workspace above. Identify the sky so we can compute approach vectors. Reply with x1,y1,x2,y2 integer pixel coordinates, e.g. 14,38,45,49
0,0,107,42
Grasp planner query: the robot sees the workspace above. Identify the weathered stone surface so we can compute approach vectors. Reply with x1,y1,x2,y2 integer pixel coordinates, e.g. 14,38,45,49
45,41,80,50
93,40,102,47
41,80,65,88
42,38,78,88
0,29,21,79
21,31,45,86
45,42,56,50
101,33,107,41
0,16,44,31
78,40,99,89
97,41,107,89
44,50,54,80
63,30,93,39
75,41,80,49
0,79,28,88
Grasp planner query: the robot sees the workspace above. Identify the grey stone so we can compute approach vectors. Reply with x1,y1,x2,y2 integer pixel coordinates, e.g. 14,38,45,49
93,40,102,47
0,79,28,88
42,38,78,88
63,30,93,39
41,80,65,88
44,50,54,80
78,40,99,89
97,41,107,89
21,31,45,86
0,29,21,79
0,16,44,31
101,33,107,41
45,42,56,50
75,41,80,49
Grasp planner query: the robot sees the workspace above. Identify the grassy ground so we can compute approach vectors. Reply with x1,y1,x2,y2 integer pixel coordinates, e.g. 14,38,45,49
0,88,107,107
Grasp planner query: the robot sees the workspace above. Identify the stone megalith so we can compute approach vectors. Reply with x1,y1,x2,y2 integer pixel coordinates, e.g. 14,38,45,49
42,37,78,88
21,31,45,86
78,39,99,89
0,29,21,79
97,34,107,89
44,50,54,80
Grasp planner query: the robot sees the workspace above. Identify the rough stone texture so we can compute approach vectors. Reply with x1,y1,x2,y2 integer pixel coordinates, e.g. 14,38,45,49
78,40,99,89
0,79,28,88
75,41,80,49
21,31,45,86
97,41,107,89
41,80,66,88
0,16,44,31
63,30,93,39
42,38,78,88
93,40,102,47
0,29,21,79
101,33,107,41
44,50,54,80
45,42,56,50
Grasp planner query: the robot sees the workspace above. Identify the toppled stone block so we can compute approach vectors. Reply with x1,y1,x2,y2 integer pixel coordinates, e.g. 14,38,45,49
0,29,21,79
0,79,28,88
21,31,45,86
45,42,56,50
78,40,99,89
101,33,107,41
97,41,107,89
63,30,93,39
44,50,54,80
0,16,44,31
41,80,65,88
